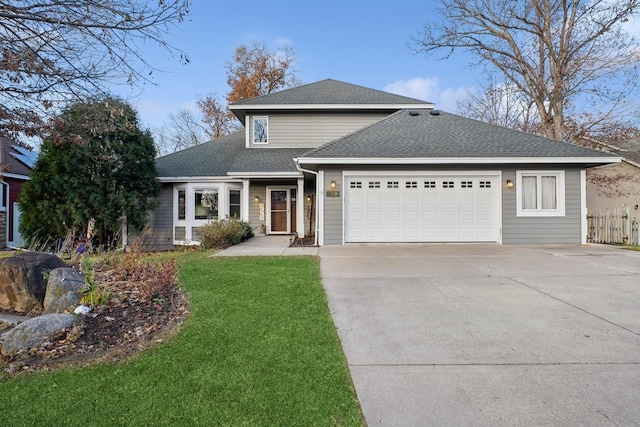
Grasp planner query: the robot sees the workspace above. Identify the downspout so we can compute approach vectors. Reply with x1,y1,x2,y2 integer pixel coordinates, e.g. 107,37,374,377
294,159,319,246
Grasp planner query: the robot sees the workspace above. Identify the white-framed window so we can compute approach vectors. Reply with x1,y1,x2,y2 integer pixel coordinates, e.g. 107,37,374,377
252,116,268,144
229,190,241,218
173,183,243,244
516,171,565,217
194,189,218,220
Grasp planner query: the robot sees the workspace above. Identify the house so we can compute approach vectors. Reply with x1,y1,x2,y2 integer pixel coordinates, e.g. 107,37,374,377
137,79,619,250
583,138,640,214
0,137,36,248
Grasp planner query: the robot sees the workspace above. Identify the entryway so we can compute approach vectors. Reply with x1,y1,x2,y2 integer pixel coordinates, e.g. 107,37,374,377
267,187,296,234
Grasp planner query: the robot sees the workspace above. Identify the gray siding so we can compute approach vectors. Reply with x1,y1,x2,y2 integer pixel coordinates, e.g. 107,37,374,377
128,184,175,251
323,169,344,245
320,166,585,246
249,113,387,148
502,168,583,244
248,183,267,234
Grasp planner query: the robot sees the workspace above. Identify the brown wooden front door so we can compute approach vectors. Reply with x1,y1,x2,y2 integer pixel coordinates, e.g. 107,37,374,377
269,189,289,233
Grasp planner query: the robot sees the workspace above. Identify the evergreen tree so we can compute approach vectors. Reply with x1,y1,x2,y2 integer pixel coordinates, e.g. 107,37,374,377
19,97,160,247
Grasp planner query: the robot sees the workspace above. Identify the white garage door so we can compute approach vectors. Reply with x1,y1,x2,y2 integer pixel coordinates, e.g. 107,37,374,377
345,174,500,243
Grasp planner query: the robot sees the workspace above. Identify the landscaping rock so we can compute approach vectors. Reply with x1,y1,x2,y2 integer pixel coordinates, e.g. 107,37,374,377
0,252,68,313
43,268,84,314
0,313,75,356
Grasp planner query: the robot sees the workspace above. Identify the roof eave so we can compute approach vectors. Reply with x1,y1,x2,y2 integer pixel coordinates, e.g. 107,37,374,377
229,103,434,124
296,156,622,165
158,176,239,183
226,171,303,178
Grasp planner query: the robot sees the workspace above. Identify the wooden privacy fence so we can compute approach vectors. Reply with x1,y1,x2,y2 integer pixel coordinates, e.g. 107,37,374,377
587,206,640,245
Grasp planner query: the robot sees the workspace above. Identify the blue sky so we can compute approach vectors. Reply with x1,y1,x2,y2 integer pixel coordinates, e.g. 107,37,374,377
122,0,479,132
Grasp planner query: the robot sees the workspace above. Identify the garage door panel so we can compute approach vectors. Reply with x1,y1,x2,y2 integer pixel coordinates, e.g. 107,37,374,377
441,210,458,221
345,174,499,243
404,211,419,221
459,211,476,221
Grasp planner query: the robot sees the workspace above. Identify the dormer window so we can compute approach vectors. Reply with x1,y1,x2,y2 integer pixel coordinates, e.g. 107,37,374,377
253,117,268,144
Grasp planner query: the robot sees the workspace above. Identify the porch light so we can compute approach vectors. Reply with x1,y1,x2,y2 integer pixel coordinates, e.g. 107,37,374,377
254,196,261,202
306,195,312,202
330,180,337,189
506,180,514,189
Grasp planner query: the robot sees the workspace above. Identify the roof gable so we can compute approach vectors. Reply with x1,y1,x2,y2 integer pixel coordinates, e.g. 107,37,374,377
299,110,619,165
230,79,433,106
229,79,433,123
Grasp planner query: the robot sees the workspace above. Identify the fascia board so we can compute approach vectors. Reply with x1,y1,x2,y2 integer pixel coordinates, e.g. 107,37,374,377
158,176,236,183
228,103,434,111
296,157,622,165
0,172,30,180
227,172,303,178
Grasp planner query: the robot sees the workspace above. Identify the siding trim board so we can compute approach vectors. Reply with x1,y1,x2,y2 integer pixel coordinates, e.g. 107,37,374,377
320,166,585,245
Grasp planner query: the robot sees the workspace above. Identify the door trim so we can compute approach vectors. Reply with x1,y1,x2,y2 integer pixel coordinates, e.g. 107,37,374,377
266,186,296,234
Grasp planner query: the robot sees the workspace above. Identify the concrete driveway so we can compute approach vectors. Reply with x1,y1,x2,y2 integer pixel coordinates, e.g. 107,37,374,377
319,244,640,426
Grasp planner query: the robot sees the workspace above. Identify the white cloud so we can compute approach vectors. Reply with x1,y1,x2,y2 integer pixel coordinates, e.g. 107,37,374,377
275,37,293,47
384,77,474,112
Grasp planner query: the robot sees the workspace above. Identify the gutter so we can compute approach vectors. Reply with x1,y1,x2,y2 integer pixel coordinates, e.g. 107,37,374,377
293,158,319,247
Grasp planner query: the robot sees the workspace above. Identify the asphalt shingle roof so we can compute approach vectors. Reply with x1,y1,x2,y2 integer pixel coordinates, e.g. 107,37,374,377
155,132,245,177
0,137,33,177
230,79,432,106
229,148,308,173
301,110,619,160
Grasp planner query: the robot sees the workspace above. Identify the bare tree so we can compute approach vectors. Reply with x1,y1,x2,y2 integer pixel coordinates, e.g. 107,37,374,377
155,109,208,156
225,42,300,104
412,0,640,142
0,0,190,140
196,93,239,139
457,73,540,134
193,42,300,144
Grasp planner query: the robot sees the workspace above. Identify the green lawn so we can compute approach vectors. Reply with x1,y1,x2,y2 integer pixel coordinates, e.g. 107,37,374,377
0,253,364,426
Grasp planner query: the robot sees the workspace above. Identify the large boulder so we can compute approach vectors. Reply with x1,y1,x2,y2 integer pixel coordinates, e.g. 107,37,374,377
0,313,75,356
0,252,68,313
43,268,85,314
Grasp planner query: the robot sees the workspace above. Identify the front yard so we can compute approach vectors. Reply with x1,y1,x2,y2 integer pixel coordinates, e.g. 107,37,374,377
0,253,364,426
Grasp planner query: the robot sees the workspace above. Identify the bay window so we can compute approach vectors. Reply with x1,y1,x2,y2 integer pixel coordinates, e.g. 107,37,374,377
173,183,243,244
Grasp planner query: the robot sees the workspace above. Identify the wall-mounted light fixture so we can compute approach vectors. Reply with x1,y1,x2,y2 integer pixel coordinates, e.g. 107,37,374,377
306,195,312,202
506,180,514,189
330,180,337,189
254,196,261,203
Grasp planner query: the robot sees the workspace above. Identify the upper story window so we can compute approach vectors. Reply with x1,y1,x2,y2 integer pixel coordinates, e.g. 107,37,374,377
253,117,268,144
516,171,565,217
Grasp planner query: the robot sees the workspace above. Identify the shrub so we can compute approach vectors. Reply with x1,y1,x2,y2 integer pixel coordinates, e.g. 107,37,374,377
200,217,254,249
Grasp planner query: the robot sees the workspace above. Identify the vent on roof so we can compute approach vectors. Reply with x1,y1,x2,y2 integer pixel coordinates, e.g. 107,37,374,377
409,110,420,116
429,110,441,116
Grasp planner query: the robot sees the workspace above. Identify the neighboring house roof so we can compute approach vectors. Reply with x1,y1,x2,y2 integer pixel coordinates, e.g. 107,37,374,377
298,110,619,165
0,137,33,178
229,79,433,123
156,132,245,179
578,136,640,167
228,148,308,176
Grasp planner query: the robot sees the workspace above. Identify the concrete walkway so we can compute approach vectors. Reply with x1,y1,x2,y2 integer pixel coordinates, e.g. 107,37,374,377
212,235,319,256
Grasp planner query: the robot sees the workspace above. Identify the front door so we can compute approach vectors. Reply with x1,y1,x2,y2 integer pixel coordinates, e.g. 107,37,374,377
269,189,290,233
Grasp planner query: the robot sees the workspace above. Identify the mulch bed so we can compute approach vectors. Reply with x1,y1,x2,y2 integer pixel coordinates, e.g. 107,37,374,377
1,256,189,375
289,236,317,247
